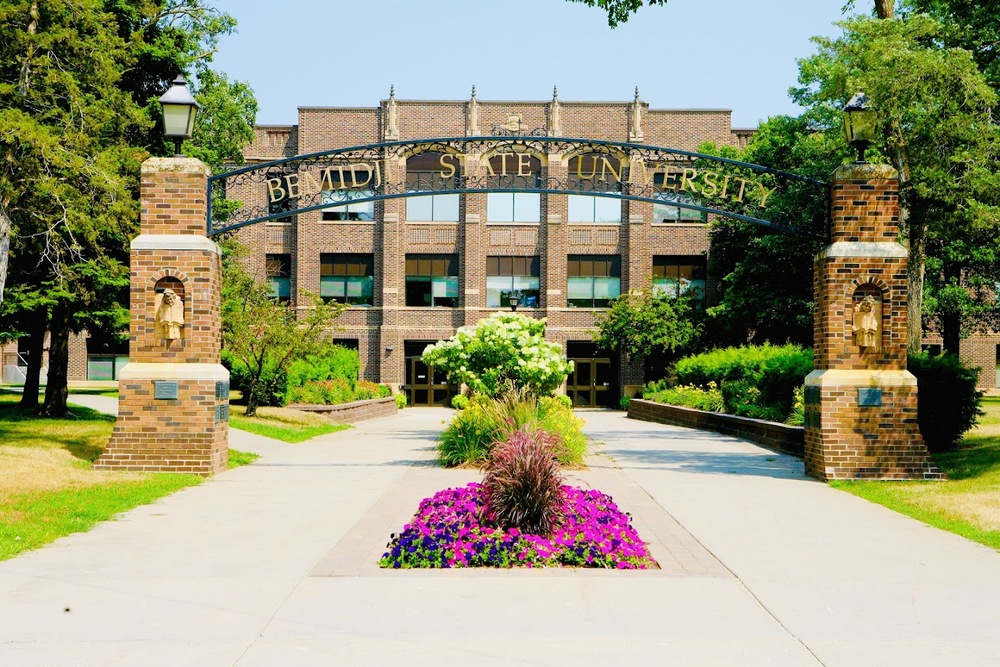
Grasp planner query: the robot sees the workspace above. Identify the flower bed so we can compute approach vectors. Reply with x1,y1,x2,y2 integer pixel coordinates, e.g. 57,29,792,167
380,482,656,569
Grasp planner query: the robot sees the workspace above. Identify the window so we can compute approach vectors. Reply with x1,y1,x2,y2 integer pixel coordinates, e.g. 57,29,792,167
321,189,375,221
486,153,542,223
266,254,292,301
320,254,374,306
320,165,376,221
567,154,625,223
406,152,460,222
568,195,622,223
567,255,621,308
487,256,540,308
266,171,294,222
405,254,459,307
652,256,706,299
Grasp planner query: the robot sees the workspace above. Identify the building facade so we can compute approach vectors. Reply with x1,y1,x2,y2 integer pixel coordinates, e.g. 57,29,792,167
225,91,745,406
9,92,997,398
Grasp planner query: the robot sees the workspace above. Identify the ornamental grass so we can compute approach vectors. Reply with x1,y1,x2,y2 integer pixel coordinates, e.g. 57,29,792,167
379,482,656,569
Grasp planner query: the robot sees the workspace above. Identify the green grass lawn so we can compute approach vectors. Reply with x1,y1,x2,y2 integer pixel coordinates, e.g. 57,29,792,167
0,394,256,561
229,404,350,443
832,395,1000,551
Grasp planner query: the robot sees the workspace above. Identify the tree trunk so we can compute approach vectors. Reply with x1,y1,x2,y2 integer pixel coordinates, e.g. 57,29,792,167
18,311,47,410
941,263,962,355
907,213,925,355
875,0,894,19
0,204,10,305
41,301,69,417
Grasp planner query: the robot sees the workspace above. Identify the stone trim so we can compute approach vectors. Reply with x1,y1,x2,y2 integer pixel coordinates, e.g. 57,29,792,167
804,369,918,387
819,242,907,259
118,362,229,381
131,235,221,254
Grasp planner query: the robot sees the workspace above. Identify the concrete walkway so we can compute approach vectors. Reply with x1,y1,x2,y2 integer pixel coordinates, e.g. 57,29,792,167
1,401,999,666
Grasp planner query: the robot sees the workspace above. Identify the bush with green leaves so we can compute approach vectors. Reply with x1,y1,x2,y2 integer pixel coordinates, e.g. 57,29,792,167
481,427,565,536
908,352,983,452
422,313,573,397
437,389,587,467
285,345,360,392
643,382,725,413
674,344,813,418
223,349,287,408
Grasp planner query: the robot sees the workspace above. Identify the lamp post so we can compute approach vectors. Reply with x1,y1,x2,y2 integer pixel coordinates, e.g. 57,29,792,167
158,75,200,157
843,93,876,163
508,294,520,311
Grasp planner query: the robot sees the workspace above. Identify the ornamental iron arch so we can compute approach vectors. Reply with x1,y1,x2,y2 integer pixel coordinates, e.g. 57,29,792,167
207,136,828,237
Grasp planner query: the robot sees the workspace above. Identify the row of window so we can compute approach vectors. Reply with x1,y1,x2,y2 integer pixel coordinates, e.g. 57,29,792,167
267,253,705,308
271,191,706,224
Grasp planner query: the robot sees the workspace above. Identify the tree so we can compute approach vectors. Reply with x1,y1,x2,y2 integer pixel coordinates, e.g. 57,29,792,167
702,114,849,347
566,0,667,27
592,289,701,381
792,13,1000,353
0,0,253,416
422,313,573,398
221,243,347,417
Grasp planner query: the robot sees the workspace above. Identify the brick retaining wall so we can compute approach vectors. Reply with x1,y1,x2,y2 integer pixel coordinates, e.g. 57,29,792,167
627,399,804,458
289,396,397,424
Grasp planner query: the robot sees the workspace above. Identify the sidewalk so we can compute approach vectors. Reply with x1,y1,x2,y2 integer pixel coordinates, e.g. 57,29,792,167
1,403,998,666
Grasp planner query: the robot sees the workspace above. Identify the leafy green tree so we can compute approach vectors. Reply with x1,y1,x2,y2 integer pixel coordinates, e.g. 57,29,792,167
422,313,573,398
0,0,253,416
566,0,667,27
592,290,702,381
221,243,347,417
792,12,1000,353
702,114,849,346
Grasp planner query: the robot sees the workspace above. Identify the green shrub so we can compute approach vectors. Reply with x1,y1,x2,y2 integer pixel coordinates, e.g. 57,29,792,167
437,401,501,466
437,391,588,467
286,345,360,390
909,352,983,452
785,386,805,426
451,394,470,410
537,396,588,466
394,393,407,409
644,382,725,412
223,350,287,407
619,396,631,410
481,427,565,536
674,344,812,418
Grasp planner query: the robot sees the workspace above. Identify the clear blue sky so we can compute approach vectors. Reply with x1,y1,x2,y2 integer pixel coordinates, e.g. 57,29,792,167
209,0,875,129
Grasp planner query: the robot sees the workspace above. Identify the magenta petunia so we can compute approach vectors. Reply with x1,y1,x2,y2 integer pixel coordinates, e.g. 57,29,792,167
380,483,657,569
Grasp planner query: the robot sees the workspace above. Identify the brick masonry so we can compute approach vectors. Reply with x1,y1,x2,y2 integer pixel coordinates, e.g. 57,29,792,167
290,397,397,424
95,158,229,476
232,95,734,397
804,164,939,481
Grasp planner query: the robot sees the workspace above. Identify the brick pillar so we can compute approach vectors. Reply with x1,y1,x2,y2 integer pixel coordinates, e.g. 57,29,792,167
804,163,939,480
95,158,229,476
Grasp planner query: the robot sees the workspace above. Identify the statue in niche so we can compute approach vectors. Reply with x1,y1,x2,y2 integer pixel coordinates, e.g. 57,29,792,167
155,288,184,340
852,294,881,350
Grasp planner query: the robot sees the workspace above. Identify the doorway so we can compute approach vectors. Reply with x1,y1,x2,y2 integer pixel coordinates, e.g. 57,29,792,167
403,341,456,407
566,342,618,407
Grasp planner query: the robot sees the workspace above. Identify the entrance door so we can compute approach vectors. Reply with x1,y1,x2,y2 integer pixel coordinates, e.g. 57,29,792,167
566,342,618,407
403,341,455,406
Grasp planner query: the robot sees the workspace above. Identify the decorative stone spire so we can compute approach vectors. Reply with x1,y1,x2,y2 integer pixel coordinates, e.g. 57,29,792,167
467,85,480,136
629,86,644,142
385,84,399,141
548,85,562,137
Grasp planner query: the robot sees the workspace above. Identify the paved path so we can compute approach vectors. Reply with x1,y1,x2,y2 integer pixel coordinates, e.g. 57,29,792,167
1,401,999,665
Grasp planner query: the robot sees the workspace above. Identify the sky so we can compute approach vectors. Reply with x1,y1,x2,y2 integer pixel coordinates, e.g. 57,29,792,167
208,0,876,129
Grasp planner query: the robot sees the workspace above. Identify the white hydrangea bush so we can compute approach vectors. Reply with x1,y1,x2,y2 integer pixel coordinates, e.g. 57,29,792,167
421,312,573,397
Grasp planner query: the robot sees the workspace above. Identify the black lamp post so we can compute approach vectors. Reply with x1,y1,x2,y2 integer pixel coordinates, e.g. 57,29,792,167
158,75,200,157
508,294,520,311
843,93,876,163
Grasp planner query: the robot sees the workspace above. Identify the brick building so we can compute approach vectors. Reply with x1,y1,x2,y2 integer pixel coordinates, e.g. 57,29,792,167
223,91,746,406
9,91,997,399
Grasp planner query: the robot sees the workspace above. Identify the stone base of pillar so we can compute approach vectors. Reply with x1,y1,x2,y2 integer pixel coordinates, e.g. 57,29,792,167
804,370,942,481
96,363,229,476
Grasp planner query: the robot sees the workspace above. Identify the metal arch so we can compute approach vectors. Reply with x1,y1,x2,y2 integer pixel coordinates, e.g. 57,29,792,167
207,136,828,237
